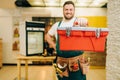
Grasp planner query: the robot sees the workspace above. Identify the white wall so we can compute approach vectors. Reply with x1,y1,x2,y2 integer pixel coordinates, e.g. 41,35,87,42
107,0,120,80
0,9,16,63
0,7,107,63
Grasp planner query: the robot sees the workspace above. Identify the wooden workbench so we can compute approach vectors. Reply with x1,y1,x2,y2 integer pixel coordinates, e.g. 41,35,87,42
17,54,56,80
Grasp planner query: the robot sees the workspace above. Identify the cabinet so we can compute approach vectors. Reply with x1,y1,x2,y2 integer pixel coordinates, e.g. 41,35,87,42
0,39,2,68
84,51,106,66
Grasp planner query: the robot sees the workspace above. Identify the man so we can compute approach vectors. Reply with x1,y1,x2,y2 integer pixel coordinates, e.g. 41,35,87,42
46,1,88,80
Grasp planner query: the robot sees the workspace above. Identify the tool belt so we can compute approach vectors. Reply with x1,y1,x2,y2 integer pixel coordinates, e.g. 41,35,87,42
53,54,90,78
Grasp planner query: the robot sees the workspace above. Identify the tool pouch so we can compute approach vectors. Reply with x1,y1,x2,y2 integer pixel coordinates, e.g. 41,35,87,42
56,57,69,77
68,58,80,72
80,59,90,75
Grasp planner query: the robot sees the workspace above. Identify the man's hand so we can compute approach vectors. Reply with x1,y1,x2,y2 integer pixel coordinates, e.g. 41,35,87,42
74,18,88,27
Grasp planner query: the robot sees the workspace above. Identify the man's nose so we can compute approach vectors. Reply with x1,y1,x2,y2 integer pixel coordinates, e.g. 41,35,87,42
67,10,71,13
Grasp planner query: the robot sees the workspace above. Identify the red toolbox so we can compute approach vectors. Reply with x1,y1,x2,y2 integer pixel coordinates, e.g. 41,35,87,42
57,27,109,52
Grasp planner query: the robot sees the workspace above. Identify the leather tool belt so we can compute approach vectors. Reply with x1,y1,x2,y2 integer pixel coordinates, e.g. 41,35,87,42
53,54,90,78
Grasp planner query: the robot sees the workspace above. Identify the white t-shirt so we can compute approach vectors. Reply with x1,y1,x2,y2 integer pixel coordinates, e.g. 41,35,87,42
48,17,76,39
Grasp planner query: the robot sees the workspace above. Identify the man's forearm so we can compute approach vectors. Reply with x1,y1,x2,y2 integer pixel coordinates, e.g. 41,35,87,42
46,33,56,50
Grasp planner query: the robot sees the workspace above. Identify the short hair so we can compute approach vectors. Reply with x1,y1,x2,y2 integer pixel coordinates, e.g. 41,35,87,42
63,1,75,8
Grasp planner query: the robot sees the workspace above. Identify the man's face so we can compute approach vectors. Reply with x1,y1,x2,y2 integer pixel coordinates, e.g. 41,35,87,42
63,4,75,20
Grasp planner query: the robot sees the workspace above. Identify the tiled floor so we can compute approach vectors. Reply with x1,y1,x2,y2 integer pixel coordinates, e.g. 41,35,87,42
0,65,106,80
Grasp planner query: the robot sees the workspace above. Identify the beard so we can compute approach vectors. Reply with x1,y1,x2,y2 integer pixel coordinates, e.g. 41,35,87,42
64,14,74,20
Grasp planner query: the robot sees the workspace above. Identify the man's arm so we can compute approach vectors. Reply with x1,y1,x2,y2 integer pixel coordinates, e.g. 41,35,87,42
45,33,56,50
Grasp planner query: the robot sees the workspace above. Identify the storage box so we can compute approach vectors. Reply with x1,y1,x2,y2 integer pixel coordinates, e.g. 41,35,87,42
57,27,109,52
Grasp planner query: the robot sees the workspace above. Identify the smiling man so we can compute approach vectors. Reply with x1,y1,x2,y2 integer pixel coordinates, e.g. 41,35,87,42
63,1,75,20
46,1,88,80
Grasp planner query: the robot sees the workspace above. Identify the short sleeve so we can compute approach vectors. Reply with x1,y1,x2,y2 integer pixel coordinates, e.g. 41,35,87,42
48,22,59,37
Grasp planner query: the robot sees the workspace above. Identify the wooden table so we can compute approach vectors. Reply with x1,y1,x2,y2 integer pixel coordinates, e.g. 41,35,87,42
17,55,56,80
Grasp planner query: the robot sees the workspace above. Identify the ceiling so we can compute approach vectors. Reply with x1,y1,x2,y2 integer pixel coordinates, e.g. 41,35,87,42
15,0,108,8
